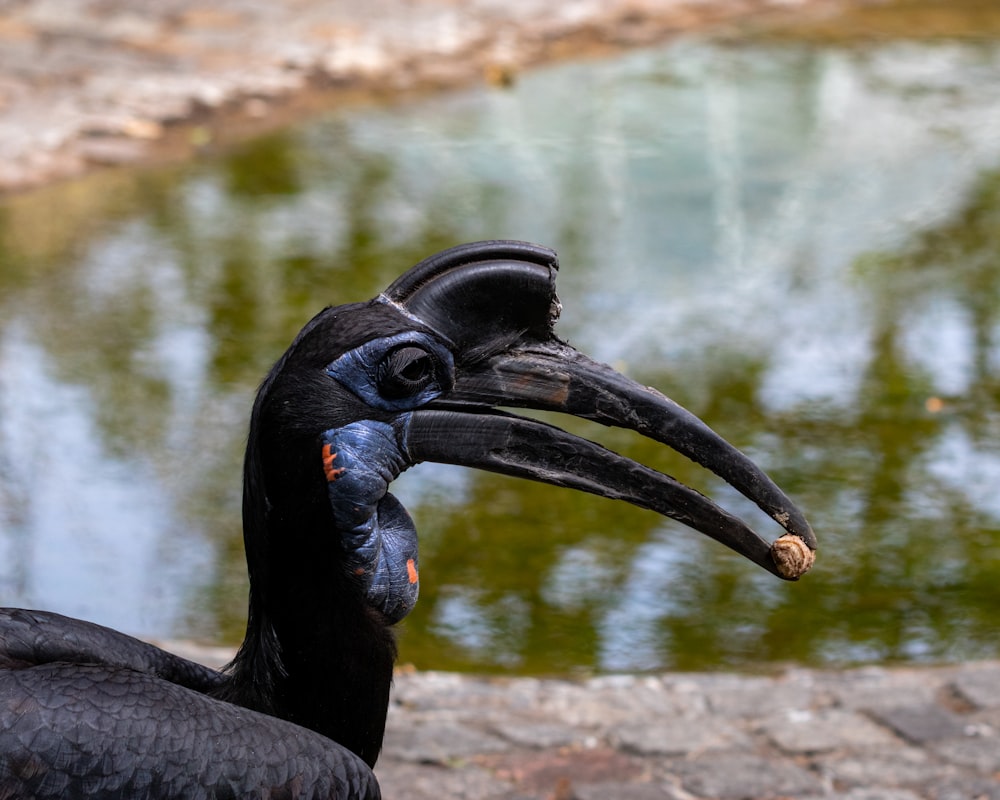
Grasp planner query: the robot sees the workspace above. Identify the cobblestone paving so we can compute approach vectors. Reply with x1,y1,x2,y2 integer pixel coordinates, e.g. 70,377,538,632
375,664,1000,799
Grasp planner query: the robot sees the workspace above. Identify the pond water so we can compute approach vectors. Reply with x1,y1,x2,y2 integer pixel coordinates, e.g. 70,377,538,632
2,21,1000,675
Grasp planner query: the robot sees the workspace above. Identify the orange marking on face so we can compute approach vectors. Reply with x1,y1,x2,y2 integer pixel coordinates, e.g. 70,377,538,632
406,558,419,584
322,444,346,482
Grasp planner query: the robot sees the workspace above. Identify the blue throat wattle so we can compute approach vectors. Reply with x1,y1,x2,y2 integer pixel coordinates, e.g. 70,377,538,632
320,420,419,624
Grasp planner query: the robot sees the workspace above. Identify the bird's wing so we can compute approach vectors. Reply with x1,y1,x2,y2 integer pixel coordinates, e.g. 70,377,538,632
0,607,223,691
0,661,380,799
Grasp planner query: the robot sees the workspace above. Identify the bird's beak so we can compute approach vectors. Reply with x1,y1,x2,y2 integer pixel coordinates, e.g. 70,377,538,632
403,341,815,580
386,240,816,580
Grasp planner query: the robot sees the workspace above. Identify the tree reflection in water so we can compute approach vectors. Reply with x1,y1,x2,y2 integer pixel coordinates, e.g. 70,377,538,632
1,33,1000,674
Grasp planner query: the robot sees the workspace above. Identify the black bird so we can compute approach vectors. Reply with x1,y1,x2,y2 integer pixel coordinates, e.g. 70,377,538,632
0,241,816,799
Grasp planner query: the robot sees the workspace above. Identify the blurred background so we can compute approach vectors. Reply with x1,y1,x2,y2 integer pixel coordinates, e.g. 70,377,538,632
1,0,999,676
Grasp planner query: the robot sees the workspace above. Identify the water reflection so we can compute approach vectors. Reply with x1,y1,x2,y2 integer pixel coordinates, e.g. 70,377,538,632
2,33,1000,674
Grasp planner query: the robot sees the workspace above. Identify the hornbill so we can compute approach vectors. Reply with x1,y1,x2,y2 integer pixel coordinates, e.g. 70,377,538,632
0,241,816,799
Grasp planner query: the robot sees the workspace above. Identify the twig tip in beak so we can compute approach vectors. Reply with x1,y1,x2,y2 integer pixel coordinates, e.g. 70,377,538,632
770,534,816,580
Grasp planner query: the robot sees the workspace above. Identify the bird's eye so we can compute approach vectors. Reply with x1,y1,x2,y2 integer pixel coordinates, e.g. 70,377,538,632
377,346,437,399
328,332,454,410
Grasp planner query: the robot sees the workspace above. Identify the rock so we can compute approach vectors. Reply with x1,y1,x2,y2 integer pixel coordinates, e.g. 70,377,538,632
0,0,860,193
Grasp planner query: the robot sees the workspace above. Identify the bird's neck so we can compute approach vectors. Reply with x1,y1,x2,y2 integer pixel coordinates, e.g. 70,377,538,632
268,576,397,768
222,457,397,768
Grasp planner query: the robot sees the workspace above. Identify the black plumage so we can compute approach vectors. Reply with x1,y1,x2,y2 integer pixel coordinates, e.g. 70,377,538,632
0,610,379,799
0,241,816,799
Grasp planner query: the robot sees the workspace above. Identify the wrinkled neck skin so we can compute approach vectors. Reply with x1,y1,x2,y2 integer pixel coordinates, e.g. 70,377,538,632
216,425,399,769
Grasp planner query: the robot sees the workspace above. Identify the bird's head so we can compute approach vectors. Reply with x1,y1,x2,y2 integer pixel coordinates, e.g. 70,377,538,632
244,240,816,626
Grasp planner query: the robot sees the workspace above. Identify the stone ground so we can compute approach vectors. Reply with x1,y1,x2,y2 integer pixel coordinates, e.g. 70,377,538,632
7,0,999,797
164,638,1000,800
377,664,1000,799
0,0,852,193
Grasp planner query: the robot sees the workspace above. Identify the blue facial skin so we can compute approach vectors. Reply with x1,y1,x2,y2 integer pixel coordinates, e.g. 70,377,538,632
322,332,455,623
325,331,454,412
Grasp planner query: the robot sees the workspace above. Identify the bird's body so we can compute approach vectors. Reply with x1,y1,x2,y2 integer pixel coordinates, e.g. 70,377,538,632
0,241,816,799
0,609,380,799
